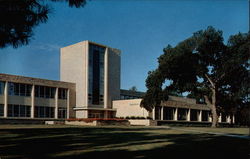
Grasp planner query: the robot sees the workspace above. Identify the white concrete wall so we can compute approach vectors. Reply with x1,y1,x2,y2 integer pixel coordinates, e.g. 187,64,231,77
8,96,31,106
113,99,149,118
60,41,88,108
34,98,55,107
107,48,121,108
129,119,152,126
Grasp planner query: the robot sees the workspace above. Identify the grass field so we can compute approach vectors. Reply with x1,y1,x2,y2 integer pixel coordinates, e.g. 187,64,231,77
0,125,249,159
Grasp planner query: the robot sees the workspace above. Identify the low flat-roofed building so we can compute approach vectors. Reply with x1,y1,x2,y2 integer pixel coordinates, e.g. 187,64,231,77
0,73,76,120
114,90,235,124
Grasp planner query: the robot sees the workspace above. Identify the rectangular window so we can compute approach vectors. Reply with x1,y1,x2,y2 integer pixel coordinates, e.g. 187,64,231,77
40,86,45,98
0,104,4,116
0,81,5,95
20,84,25,96
58,107,67,118
35,86,55,98
7,105,13,117
8,82,32,97
7,104,30,117
58,88,67,99
88,44,105,105
35,106,54,118
26,85,32,96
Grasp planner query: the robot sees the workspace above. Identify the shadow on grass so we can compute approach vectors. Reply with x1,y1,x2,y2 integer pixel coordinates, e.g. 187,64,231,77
0,127,249,159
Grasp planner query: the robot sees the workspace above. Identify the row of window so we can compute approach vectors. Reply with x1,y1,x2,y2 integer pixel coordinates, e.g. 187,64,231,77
0,81,68,99
0,82,4,95
35,106,67,118
35,85,55,98
8,82,32,96
0,104,3,116
7,104,31,117
3,104,66,118
120,95,140,100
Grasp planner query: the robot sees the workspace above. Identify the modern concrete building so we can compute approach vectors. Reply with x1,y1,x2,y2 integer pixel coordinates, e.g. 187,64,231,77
0,41,235,125
60,41,121,119
0,73,76,120
113,91,235,124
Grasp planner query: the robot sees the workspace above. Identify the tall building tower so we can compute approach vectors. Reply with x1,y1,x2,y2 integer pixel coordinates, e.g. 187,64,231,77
60,41,120,118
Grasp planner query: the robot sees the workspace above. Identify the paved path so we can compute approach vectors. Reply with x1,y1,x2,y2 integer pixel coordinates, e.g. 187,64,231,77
170,127,250,139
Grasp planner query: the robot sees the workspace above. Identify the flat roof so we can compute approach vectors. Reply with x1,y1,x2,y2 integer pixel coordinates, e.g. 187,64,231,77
0,73,75,88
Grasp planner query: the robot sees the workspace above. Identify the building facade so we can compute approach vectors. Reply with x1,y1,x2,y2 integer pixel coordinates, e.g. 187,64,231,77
60,41,121,119
0,73,76,120
114,91,235,124
0,41,235,125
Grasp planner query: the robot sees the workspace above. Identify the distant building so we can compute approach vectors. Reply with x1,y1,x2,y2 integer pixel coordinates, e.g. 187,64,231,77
120,89,144,99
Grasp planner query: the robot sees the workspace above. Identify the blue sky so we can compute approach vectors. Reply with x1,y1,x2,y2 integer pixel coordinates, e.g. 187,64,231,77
0,0,248,92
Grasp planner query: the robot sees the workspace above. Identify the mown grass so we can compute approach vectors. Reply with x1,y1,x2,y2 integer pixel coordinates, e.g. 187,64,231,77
0,125,249,159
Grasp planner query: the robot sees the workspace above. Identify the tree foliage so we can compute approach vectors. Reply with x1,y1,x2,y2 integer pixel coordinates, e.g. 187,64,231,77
0,0,86,48
141,26,250,127
129,86,138,92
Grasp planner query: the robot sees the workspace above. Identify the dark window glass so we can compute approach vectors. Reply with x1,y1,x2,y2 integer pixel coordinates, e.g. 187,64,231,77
35,106,39,117
35,86,39,97
45,87,50,98
20,105,26,117
26,85,32,96
50,87,55,98
35,106,54,118
13,105,19,117
58,88,67,99
20,84,25,96
40,86,45,98
7,105,13,117
0,104,4,116
0,82,4,95
58,108,67,118
8,82,15,95
14,83,20,96
26,106,31,117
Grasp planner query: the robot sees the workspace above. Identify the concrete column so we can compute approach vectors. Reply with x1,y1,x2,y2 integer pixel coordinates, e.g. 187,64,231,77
226,116,231,123
186,109,190,121
218,113,222,122
198,110,202,122
232,115,235,124
161,106,164,120
31,85,35,118
66,89,70,119
104,48,109,109
174,108,178,121
55,87,58,119
152,107,155,120
3,81,8,118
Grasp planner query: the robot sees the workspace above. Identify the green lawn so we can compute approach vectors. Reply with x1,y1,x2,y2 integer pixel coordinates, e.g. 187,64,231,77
0,125,249,159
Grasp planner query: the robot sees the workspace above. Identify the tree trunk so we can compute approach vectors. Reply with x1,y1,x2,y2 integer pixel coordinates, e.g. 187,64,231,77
204,88,218,127
204,74,218,127
211,88,218,127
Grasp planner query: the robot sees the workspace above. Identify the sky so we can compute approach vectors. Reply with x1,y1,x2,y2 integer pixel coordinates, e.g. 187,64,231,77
0,0,248,92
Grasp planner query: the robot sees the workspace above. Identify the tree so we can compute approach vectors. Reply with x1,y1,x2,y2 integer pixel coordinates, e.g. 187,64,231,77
141,26,249,127
0,0,86,48
129,86,138,92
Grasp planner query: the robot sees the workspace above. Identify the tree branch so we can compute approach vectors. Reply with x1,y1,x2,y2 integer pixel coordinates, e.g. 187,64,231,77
205,74,215,89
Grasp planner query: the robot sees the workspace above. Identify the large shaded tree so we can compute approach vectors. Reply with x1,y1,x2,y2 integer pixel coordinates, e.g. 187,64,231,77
141,26,249,127
0,0,86,48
